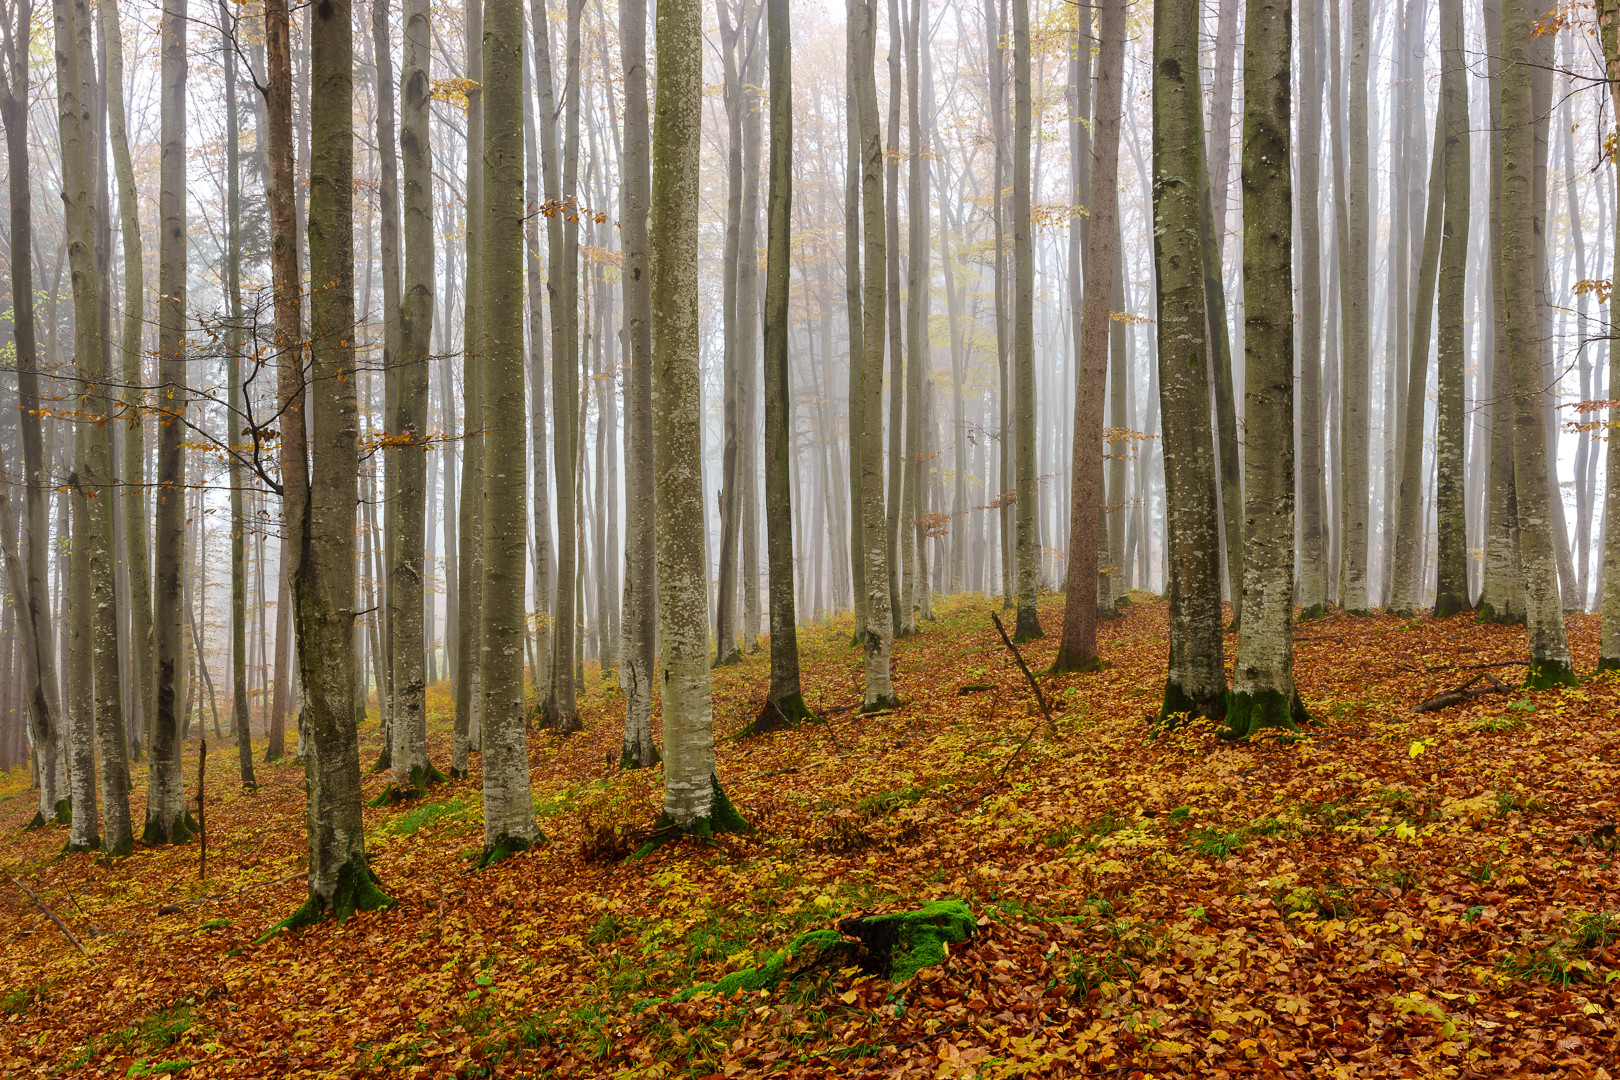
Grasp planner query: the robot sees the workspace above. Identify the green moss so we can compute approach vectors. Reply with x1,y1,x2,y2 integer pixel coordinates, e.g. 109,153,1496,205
738,692,816,736
713,648,744,667
1157,680,1222,728
1597,656,1620,674
671,928,847,1002
63,835,100,854
1433,595,1472,619
619,742,662,769
1524,657,1577,690
368,748,390,776
102,835,135,859
368,762,451,806
257,856,393,941
1047,648,1109,675
1220,688,1307,740
860,693,902,714
1474,602,1525,627
631,776,752,858
475,832,536,869
837,899,977,982
141,813,193,847
1298,602,1329,622
54,798,71,826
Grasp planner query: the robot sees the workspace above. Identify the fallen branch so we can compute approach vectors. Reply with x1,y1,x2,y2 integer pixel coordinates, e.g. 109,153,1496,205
8,875,86,956
1412,673,1512,713
989,613,1055,734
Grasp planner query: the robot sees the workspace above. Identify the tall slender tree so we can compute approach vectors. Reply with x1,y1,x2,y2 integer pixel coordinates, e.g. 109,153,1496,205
1432,0,1470,617
454,0,486,770
272,0,393,927
758,0,811,725
388,0,444,795
1052,0,1125,673
221,0,257,790
1153,0,1225,724
477,0,541,863
651,0,749,835
620,0,658,765
1500,0,1573,685
852,0,899,710
1339,0,1371,611
1297,0,1327,617
1009,0,1041,641
0,0,68,826
146,0,193,846
1226,0,1304,737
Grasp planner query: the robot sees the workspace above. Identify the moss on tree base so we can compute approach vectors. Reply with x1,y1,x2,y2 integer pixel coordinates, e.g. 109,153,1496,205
63,836,100,854
257,857,393,941
367,762,451,806
1525,658,1578,690
1474,602,1525,627
1596,656,1620,674
1432,596,1473,619
141,813,194,847
860,693,902,714
367,748,391,775
632,776,752,858
101,836,135,859
739,693,816,736
26,798,71,831
541,700,583,735
1157,680,1223,729
1220,688,1309,740
475,831,537,869
837,899,977,982
713,648,744,668
619,742,663,769
1298,603,1330,622
1047,648,1108,676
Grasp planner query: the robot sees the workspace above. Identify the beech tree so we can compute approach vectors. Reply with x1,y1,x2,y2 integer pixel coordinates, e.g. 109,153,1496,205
1153,0,1224,725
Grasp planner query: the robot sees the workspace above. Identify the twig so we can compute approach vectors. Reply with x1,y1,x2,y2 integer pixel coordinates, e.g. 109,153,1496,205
1412,673,1512,713
989,613,1055,734
8,875,87,956
197,739,208,882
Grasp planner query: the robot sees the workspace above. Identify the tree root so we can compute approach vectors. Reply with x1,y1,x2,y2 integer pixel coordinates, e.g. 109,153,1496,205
1412,671,1511,713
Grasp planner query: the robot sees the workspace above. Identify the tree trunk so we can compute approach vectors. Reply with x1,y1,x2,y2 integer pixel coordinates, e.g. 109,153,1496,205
1297,0,1327,616
1478,0,1523,623
454,0,486,771
1227,0,1304,737
1500,0,1573,685
1153,0,1225,723
276,0,392,927
844,19,868,642
145,0,192,847
1338,0,1371,611
1601,0,1620,664
372,0,401,756
1008,0,1041,641
853,0,899,710
619,0,658,765
1390,96,1445,613
522,12,554,705
1432,0,1470,617
651,0,746,834
389,0,441,795
475,0,541,862
101,0,153,761
760,0,810,723
1052,0,1124,672
220,0,257,789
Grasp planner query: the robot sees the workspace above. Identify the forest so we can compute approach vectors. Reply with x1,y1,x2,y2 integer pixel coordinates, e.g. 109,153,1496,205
2,0,1620,1072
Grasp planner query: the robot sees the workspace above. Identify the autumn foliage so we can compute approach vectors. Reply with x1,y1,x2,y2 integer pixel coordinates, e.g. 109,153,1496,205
3,593,1619,1077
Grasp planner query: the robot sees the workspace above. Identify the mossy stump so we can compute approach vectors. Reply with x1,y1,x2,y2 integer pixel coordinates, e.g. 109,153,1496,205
619,742,663,770
837,899,977,982
257,857,393,941
670,928,850,1002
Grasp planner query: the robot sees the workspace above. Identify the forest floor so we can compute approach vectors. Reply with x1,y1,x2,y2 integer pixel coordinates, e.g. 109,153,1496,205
2,593,1620,1078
